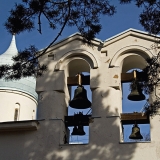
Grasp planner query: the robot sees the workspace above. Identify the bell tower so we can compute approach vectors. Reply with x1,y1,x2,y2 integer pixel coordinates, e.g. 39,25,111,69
1,29,160,160
36,30,160,159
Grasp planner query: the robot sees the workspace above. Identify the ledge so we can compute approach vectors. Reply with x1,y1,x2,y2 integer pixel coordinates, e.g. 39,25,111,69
0,120,43,132
59,143,89,146
119,141,151,144
120,113,149,125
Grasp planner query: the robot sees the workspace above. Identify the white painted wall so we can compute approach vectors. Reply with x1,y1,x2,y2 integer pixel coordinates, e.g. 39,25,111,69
0,90,37,122
0,30,160,160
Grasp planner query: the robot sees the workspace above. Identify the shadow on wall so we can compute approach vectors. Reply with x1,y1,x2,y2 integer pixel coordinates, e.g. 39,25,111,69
0,44,148,160
0,70,138,160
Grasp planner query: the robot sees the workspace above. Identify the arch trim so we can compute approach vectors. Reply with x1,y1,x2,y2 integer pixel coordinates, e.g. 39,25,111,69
55,49,99,71
110,45,153,67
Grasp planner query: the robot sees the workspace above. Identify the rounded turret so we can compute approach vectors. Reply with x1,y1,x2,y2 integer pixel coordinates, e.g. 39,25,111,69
0,35,38,122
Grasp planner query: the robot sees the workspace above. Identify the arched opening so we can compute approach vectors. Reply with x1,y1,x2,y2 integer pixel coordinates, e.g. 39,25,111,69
32,110,35,120
109,45,152,68
121,54,150,142
68,59,90,76
14,103,20,121
121,55,147,73
65,59,92,144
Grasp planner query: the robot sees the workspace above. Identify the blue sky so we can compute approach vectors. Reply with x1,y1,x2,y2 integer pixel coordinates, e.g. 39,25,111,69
0,0,145,53
0,1,149,142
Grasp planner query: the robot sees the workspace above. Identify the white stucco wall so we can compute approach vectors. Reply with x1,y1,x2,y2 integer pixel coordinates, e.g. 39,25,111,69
0,30,160,160
0,90,37,122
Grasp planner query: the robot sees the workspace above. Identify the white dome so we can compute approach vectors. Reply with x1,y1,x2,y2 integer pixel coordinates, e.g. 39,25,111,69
0,35,38,100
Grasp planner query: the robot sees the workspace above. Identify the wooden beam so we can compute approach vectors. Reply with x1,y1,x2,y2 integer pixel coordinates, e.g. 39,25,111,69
67,75,90,86
121,73,134,83
121,72,146,83
65,115,91,126
67,76,79,86
67,72,146,85
81,75,90,85
121,113,149,125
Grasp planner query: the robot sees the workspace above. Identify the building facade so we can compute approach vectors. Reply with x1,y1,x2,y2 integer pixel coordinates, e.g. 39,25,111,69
0,35,38,122
0,29,160,160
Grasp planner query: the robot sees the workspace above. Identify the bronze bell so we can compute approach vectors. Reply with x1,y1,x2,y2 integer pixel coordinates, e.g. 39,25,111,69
71,126,78,135
77,124,85,136
128,81,145,101
69,85,91,109
71,125,86,136
129,124,143,139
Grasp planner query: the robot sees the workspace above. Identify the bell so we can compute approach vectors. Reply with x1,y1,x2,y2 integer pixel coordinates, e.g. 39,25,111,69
129,124,143,139
128,81,145,101
77,125,85,136
69,85,91,109
71,125,85,136
71,126,79,135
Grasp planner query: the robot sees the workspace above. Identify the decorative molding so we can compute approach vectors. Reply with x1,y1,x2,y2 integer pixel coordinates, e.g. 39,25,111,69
55,49,99,71
0,120,44,132
110,45,153,67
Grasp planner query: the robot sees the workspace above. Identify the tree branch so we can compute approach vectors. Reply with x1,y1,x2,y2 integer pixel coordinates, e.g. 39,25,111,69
37,12,42,34
23,0,71,64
